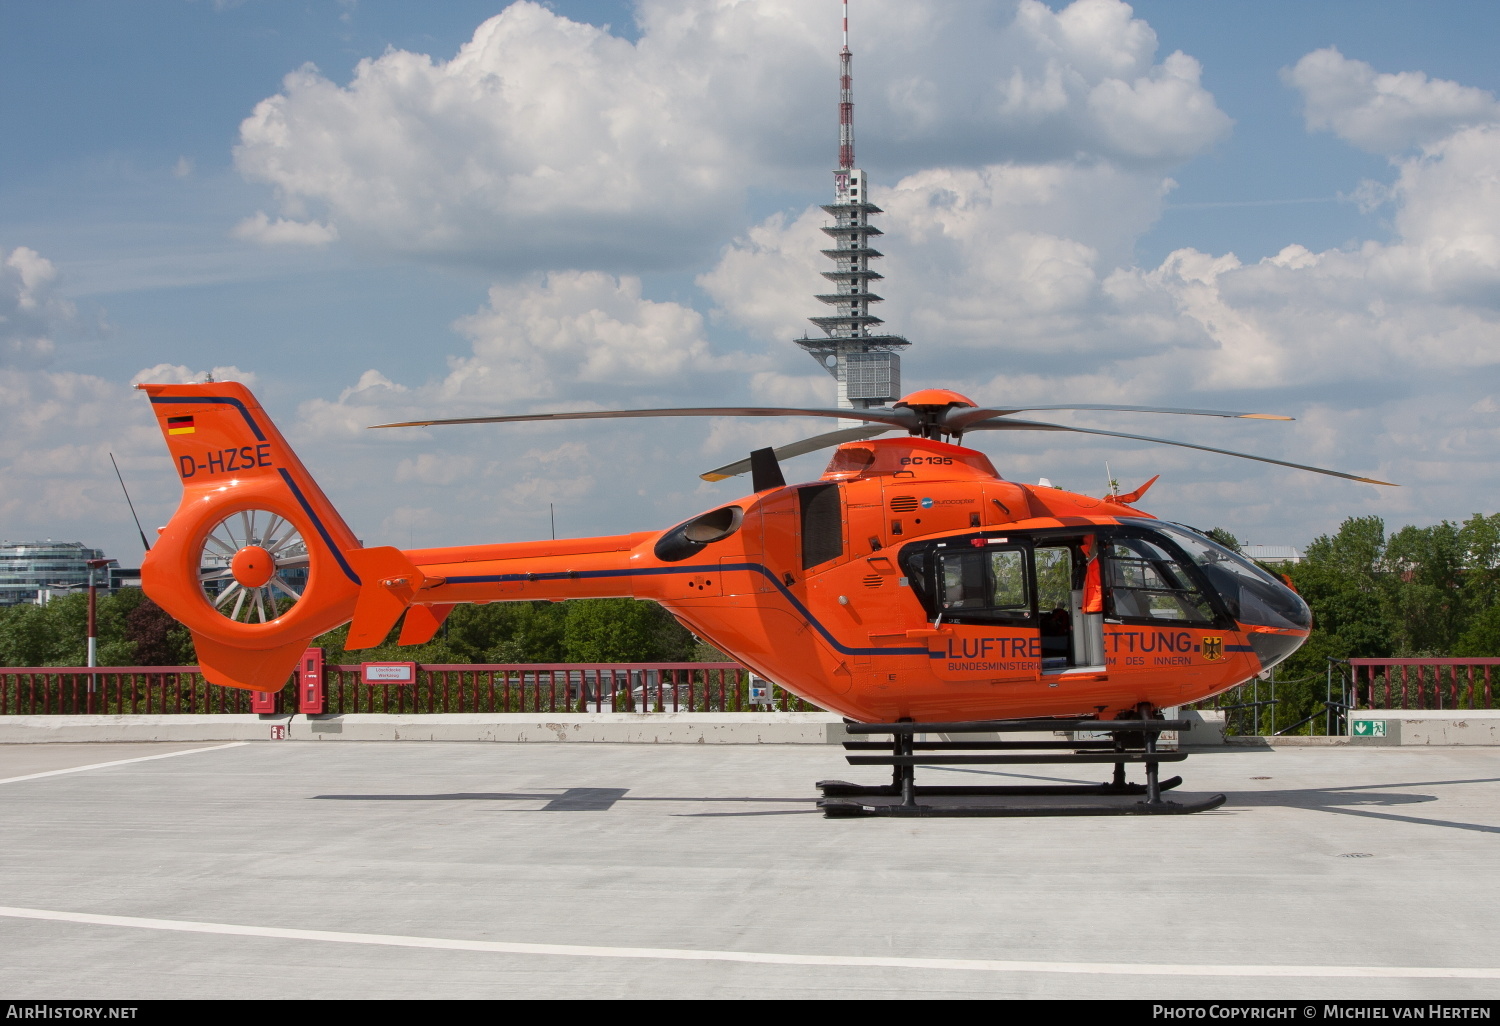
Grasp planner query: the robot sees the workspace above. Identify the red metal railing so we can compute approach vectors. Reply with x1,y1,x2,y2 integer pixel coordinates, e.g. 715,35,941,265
0,663,819,716
320,664,787,714
0,667,244,716
1347,657,1500,711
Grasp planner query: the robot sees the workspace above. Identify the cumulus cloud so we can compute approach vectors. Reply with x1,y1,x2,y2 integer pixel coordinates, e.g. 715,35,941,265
233,0,1226,268
46,14,1474,554
0,242,280,555
231,211,338,246
1285,47,1500,154
298,270,751,433
0,246,76,366
131,364,259,386
284,269,772,543
442,270,740,403
275,241,997,548
0,364,182,554
679,44,1500,542
701,160,1173,363
0,246,196,555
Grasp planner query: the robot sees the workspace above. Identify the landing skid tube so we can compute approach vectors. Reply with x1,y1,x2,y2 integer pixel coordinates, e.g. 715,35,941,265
817,717,1226,818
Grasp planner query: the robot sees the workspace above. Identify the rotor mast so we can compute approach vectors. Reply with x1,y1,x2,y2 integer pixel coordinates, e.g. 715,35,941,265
797,0,909,416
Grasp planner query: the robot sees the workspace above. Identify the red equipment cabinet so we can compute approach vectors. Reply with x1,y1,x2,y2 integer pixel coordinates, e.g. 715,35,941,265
250,687,277,714
298,647,325,714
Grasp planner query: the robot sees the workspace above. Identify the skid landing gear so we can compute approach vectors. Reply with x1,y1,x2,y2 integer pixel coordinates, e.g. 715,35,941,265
817,717,1226,818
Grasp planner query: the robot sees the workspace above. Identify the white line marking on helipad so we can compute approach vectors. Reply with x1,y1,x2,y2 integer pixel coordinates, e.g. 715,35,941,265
0,742,247,785
0,906,1495,979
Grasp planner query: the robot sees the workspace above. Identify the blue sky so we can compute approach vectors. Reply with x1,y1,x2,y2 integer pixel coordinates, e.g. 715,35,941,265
3,0,1499,560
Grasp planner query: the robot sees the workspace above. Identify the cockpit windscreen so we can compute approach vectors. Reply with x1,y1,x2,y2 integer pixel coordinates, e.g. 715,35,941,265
1152,523,1312,631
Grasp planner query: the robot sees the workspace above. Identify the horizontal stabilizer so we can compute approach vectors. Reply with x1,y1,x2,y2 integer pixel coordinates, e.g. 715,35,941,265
398,604,455,646
345,547,424,650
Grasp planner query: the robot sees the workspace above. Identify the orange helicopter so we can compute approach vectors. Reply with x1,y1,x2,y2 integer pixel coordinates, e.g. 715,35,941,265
135,379,1395,721
136,380,1392,814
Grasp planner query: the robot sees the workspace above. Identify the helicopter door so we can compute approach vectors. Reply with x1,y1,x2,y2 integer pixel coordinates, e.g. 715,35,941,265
924,543,1039,683
1033,542,1106,673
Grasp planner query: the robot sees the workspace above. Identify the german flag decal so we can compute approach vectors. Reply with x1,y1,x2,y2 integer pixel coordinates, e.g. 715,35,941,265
167,415,196,435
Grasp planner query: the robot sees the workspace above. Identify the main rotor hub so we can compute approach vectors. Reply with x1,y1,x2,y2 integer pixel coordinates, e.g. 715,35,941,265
230,545,276,589
893,388,976,440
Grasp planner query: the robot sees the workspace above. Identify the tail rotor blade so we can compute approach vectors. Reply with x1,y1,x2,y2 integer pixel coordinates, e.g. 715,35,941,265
701,424,893,482
966,418,1396,486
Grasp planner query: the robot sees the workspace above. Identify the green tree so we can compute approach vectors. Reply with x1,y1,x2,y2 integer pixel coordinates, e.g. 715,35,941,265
1383,521,1467,655
1206,528,1241,553
1284,516,1392,661
1272,517,1395,727
0,587,198,667
94,587,146,666
1459,513,1500,615
563,599,683,662
486,602,569,662
1453,512,1500,656
0,602,62,666
306,598,695,666
1456,605,1500,656
41,593,89,666
124,598,194,665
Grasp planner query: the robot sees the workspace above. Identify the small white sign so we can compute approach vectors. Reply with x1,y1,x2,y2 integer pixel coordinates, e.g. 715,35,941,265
362,662,417,685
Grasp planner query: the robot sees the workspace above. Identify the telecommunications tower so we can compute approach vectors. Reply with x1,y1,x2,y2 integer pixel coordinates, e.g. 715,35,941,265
795,0,909,412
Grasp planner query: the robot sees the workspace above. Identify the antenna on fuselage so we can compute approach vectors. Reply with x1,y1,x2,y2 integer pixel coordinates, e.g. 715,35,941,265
109,452,151,553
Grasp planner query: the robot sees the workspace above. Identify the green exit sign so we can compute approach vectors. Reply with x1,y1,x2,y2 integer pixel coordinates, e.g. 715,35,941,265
1352,719,1387,738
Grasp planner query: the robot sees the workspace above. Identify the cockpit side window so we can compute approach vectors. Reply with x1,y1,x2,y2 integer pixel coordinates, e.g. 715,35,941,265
899,540,1033,625
938,550,988,609
988,549,1029,613
1033,545,1074,613
1104,536,1215,624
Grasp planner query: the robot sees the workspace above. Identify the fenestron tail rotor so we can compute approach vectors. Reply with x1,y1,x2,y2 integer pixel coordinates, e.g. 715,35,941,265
197,509,310,624
370,388,1395,487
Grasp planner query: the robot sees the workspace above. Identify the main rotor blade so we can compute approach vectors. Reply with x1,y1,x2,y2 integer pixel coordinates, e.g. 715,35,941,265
371,406,917,431
943,404,1294,433
966,418,1396,486
700,424,894,482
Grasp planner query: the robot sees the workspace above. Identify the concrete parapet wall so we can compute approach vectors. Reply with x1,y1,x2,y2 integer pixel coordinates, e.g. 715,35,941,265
1177,709,1227,747
6,708,1497,746
1347,709,1500,746
0,712,849,745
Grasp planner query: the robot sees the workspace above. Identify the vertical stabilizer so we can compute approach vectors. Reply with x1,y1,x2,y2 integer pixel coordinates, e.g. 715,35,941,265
138,382,364,691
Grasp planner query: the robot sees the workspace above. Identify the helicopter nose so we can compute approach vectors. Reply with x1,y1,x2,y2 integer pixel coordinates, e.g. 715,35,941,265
1240,577,1311,674
1245,626,1306,675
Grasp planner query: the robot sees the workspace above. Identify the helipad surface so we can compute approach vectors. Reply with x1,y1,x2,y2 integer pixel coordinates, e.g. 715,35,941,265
0,740,1496,1000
